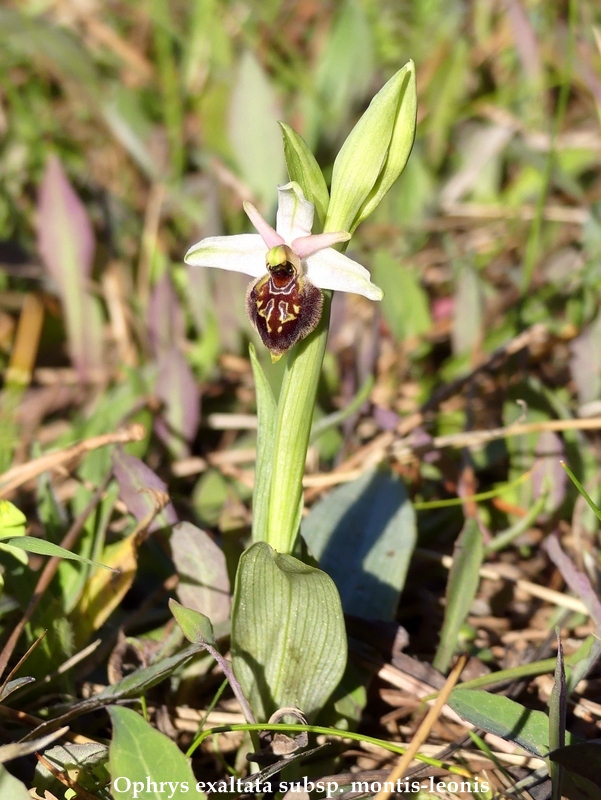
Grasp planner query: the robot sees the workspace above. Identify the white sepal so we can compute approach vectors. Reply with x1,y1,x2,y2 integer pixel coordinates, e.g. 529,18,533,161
184,234,267,278
304,246,383,301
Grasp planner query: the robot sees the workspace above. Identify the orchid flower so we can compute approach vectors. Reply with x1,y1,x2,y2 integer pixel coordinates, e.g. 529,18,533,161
184,182,383,360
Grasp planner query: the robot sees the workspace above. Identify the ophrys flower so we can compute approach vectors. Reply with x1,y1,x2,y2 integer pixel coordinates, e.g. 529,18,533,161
185,182,383,360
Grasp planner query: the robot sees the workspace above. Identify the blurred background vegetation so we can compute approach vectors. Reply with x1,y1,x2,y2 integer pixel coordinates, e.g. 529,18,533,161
2,0,601,793
2,0,601,666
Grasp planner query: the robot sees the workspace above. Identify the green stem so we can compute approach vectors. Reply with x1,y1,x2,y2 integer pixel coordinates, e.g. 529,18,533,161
190,723,472,777
266,293,332,553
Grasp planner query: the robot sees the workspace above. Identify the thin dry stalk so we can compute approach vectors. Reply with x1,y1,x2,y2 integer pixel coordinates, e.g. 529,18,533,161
373,654,468,800
0,424,145,497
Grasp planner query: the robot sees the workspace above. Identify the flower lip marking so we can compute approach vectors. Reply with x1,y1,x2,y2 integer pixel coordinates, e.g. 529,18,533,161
184,182,383,359
247,244,323,359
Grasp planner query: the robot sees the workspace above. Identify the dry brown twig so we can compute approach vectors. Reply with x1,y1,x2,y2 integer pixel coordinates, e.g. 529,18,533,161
373,654,469,800
0,423,145,497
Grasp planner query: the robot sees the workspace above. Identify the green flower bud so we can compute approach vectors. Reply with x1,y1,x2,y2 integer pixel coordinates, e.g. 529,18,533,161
325,60,417,234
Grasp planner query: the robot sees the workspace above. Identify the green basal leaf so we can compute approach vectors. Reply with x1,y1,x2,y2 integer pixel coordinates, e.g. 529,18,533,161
249,344,278,543
279,122,329,230
231,541,346,721
326,60,417,234
0,535,115,570
449,689,580,757
108,707,202,800
302,466,416,621
433,518,483,673
169,598,215,645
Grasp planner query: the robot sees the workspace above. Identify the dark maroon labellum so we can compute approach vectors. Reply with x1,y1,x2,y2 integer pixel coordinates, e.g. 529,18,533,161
246,257,323,359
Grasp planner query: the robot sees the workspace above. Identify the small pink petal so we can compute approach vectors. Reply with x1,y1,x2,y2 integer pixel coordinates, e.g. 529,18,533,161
432,296,454,321
292,231,351,259
243,201,285,248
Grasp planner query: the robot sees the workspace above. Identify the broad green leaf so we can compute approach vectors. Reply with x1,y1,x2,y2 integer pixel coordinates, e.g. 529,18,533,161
449,689,580,757
302,467,416,621
249,344,277,543
228,51,286,206
0,764,30,800
433,518,483,673
169,599,215,645
231,542,346,721
326,60,417,234
0,542,27,565
370,251,432,342
171,523,230,625
34,743,109,798
108,707,201,800
0,535,114,570
279,123,329,230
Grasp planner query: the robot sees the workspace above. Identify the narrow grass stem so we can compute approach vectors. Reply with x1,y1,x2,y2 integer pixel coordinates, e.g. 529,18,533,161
191,722,472,777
